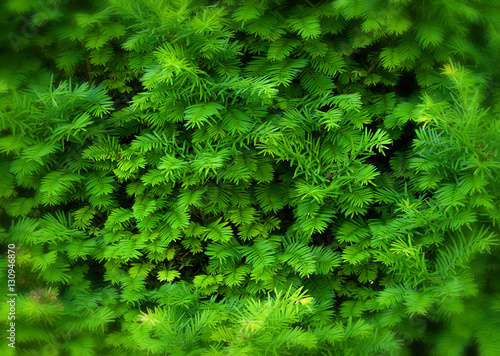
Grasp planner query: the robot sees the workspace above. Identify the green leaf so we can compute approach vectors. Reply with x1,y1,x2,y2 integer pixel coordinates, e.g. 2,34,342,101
184,102,224,129
380,47,401,70
241,239,276,270
89,47,113,65
268,58,309,86
267,38,301,61
205,218,233,242
0,161,15,198
158,269,181,282
279,241,316,277
416,23,445,47
288,16,321,39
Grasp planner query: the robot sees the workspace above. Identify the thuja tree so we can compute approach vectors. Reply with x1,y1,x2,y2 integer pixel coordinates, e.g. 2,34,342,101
0,0,499,355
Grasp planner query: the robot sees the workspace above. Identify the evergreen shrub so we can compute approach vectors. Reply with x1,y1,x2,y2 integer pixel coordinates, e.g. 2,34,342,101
0,0,499,355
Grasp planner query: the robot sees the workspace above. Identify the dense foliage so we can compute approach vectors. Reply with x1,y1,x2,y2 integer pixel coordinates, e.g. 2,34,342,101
1,0,499,355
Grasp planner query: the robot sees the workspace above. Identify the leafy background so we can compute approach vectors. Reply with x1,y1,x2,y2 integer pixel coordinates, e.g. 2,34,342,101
0,0,499,355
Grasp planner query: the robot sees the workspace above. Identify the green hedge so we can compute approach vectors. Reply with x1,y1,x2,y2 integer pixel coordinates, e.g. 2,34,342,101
1,0,499,355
